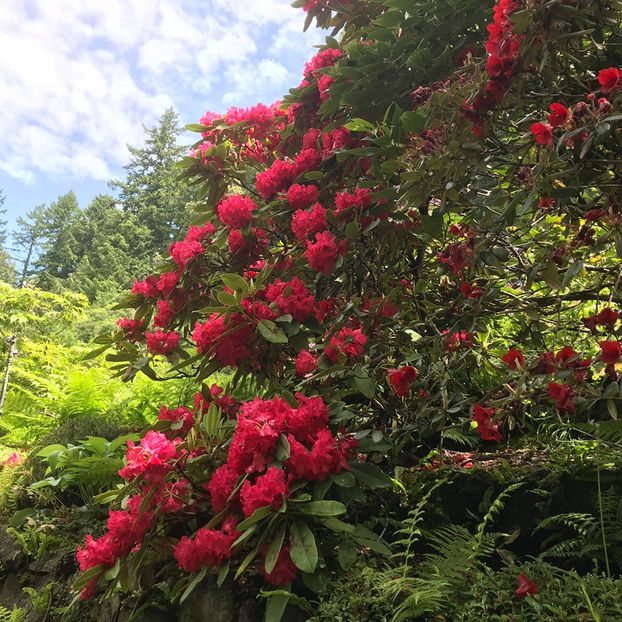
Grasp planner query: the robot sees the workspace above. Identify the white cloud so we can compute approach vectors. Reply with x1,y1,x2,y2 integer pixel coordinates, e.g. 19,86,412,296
0,0,324,186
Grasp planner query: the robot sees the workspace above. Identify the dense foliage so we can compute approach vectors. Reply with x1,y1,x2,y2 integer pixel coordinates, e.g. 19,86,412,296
2,0,622,620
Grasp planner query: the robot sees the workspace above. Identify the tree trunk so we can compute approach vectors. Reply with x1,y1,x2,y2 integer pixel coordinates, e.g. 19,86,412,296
0,334,17,416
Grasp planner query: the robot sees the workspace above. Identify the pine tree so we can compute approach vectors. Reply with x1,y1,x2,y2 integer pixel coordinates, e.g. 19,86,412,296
110,108,195,252
0,189,16,284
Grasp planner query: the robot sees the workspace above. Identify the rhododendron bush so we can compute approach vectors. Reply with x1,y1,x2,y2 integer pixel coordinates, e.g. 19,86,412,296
82,0,622,617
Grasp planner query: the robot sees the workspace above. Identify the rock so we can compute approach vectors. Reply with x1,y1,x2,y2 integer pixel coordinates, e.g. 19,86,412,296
179,576,234,622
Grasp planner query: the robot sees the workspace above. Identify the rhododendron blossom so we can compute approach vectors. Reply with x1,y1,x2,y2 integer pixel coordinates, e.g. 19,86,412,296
145,330,180,355
306,230,339,274
217,195,257,229
291,203,328,241
387,366,418,397
530,122,554,146
325,327,367,363
118,431,178,483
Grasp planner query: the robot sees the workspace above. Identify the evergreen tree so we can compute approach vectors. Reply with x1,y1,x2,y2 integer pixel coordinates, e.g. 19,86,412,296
13,204,47,287
67,195,153,301
34,192,84,290
0,190,16,284
110,108,195,251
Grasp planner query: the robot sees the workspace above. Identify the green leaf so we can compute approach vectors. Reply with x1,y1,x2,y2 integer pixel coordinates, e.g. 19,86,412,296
297,501,347,516
222,273,250,295
265,525,287,575
237,505,274,531
258,319,289,344
323,517,356,533
338,540,357,570
275,435,291,462
344,118,375,132
81,344,112,361
540,262,563,290
185,123,211,133
289,520,318,573
350,462,393,488
265,593,290,622
354,374,376,399
217,291,239,306
400,111,426,134
180,567,206,604
217,560,230,587
330,471,355,487
345,221,360,240
373,10,404,28
353,536,392,556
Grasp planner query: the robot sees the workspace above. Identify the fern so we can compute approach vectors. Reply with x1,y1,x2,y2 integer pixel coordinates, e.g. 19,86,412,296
536,487,622,572
380,482,521,622
0,606,26,622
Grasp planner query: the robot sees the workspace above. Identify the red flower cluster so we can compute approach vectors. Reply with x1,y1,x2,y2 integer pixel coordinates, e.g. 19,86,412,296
158,405,195,435
583,307,619,333
443,330,475,351
145,330,180,355
169,239,204,270
118,431,179,484
261,546,298,586
291,202,328,241
502,348,524,370
208,395,356,517
437,239,473,275
598,67,622,94
472,404,502,443
77,495,153,598
306,230,339,274
295,350,318,376
460,282,484,299
265,276,315,321
462,0,522,135
116,317,144,341
217,195,257,229
548,382,575,413
334,187,372,222
174,521,239,572
325,326,367,363
515,573,538,598
286,184,319,209
193,313,254,367
387,366,418,397
255,150,320,200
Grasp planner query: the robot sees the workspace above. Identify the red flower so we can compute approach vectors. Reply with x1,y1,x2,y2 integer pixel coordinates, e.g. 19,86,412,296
596,307,619,329
305,231,338,274
598,67,621,94
265,276,315,321
459,282,484,299
530,122,554,146
240,466,289,517
291,203,328,241
286,184,319,210
472,404,502,443
548,382,576,413
387,366,418,397
502,348,524,370
325,327,367,363
548,102,570,127
599,341,622,364
145,330,181,355
515,573,538,598
261,546,297,586
217,195,257,229
532,351,556,375
295,350,318,376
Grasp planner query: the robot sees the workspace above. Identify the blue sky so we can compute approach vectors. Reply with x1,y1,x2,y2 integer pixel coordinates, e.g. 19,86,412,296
0,0,325,232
